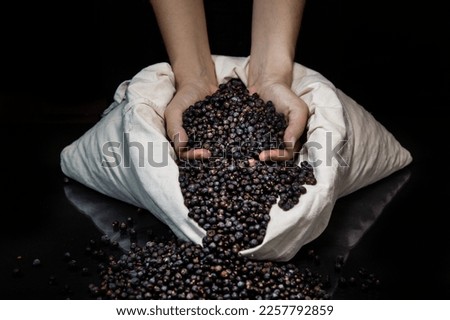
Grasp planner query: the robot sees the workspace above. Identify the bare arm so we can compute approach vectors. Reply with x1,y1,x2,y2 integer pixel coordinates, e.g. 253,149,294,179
249,0,308,161
150,0,217,159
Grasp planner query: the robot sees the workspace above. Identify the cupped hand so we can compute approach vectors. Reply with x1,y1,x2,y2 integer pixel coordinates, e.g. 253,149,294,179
248,81,309,161
165,81,217,159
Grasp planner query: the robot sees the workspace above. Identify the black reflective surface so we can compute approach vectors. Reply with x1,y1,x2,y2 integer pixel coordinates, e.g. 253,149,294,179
0,117,448,300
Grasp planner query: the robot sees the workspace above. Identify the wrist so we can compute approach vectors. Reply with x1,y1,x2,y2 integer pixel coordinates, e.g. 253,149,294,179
248,54,294,89
171,56,217,89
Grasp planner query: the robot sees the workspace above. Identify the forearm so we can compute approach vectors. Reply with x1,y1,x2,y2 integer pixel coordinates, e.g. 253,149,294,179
150,0,216,86
249,0,305,85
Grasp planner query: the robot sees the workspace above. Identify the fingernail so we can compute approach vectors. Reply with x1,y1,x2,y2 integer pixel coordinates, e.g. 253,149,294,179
248,158,257,167
259,152,268,162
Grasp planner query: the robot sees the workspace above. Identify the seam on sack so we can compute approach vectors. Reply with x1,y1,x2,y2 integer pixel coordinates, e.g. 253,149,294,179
122,98,165,120
122,98,165,133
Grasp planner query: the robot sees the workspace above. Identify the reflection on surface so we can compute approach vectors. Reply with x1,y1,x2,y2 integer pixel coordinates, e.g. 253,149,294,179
314,168,411,253
64,167,411,297
64,182,169,250
294,168,411,295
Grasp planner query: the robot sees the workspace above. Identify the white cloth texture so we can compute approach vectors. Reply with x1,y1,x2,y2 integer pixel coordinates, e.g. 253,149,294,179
60,55,412,261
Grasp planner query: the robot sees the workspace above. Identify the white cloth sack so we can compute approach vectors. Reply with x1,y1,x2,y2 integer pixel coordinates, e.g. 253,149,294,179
60,55,412,261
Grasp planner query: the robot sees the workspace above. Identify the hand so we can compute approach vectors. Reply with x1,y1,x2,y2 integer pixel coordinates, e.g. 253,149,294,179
248,80,309,161
248,0,307,161
150,0,217,159
165,81,217,159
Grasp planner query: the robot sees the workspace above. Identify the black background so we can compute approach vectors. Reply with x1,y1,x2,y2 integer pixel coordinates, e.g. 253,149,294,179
1,0,447,114
0,0,449,300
